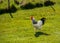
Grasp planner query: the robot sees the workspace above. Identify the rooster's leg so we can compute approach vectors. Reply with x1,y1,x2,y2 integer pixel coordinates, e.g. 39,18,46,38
34,28,37,32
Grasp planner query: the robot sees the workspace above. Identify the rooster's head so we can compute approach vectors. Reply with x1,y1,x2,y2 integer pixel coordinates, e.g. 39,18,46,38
30,16,35,20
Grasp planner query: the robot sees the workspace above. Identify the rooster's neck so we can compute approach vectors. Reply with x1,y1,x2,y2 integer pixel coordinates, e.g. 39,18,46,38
32,18,37,24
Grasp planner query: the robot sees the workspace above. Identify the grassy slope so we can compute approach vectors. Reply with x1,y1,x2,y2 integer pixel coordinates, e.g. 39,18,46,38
0,0,60,43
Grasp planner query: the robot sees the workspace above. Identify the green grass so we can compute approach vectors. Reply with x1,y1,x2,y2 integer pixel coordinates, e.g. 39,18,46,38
0,0,60,43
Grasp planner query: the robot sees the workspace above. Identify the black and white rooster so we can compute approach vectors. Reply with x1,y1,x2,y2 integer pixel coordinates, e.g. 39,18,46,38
30,16,46,32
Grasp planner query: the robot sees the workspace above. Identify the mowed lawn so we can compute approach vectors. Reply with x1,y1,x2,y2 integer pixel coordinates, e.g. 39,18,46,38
0,0,60,43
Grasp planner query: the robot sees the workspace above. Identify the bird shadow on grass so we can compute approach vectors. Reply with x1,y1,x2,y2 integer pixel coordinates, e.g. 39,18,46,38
0,5,17,15
35,32,50,37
